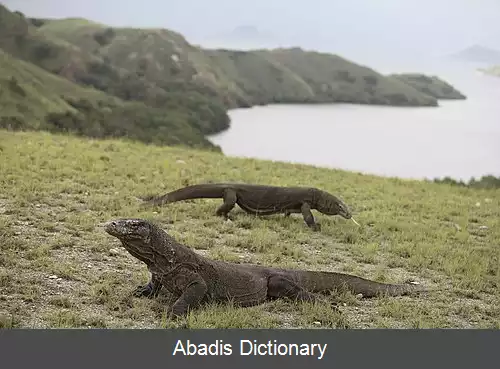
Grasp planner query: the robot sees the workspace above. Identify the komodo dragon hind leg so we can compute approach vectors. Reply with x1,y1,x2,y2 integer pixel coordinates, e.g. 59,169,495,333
267,275,342,313
215,188,237,218
267,275,319,303
133,273,162,298
168,271,208,318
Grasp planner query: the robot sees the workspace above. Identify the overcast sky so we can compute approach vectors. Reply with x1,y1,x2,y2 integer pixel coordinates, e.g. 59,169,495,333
4,0,500,64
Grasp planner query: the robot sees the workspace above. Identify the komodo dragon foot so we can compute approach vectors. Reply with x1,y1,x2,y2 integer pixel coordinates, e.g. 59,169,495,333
329,296,343,313
132,283,160,299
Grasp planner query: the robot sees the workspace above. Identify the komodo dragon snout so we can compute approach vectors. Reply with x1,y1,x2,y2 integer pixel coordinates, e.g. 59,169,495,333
103,218,152,241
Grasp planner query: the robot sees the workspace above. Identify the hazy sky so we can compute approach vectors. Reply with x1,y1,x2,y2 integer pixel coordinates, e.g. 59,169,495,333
4,0,500,63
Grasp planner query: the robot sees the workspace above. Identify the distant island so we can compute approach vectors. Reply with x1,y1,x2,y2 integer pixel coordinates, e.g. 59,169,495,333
0,4,466,149
207,25,277,48
479,65,500,77
448,45,500,64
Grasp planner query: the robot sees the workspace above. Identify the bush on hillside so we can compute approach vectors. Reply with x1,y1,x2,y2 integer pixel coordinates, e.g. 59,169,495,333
32,43,56,61
93,28,115,46
433,175,500,189
42,98,221,150
0,116,26,130
68,60,230,136
29,18,46,27
8,77,26,96
336,70,357,83
363,75,378,86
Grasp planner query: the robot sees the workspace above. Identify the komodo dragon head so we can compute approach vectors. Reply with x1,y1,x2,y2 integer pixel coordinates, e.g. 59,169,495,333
102,218,177,266
103,218,152,242
102,219,156,260
314,190,360,225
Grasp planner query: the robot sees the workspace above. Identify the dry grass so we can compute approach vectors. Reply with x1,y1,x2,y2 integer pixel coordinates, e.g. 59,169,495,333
0,130,499,329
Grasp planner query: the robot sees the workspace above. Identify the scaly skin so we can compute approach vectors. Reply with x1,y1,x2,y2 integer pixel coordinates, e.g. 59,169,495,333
103,218,426,318
140,183,357,231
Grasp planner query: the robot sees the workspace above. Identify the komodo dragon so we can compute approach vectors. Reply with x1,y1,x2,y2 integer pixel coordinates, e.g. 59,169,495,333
103,218,425,317
140,183,360,231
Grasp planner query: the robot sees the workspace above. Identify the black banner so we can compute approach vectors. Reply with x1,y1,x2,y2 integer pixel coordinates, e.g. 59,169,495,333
1,329,498,369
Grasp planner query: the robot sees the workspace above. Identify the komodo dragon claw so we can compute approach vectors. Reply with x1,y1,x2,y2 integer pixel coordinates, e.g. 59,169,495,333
133,284,157,298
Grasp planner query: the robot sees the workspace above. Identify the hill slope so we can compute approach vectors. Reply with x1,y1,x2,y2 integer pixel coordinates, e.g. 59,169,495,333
0,49,220,149
389,74,466,100
0,48,115,129
36,16,440,108
0,5,230,139
0,130,499,329
0,4,470,150
259,48,438,106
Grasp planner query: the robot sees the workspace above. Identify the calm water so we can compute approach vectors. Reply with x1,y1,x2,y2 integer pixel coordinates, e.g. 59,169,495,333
208,61,500,180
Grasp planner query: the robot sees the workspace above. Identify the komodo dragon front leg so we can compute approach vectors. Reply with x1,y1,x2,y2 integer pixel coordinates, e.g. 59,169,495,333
133,273,162,298
162,268,208,317
301,203,321,231
215,188,237,218
284,203,320,231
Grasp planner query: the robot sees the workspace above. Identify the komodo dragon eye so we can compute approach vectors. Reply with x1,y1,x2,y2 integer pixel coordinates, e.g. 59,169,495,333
126,221,148,233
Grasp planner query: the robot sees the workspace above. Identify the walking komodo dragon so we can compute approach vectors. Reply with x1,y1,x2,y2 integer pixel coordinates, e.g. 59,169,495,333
103,218,425,318
140,183,359,231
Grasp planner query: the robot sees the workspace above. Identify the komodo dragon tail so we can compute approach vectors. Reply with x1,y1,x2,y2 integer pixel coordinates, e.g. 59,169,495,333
139,184,228,207
298,270,427,298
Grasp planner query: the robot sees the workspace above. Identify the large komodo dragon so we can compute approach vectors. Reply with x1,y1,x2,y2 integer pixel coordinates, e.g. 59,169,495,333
103,218,425,317
140,183,359,231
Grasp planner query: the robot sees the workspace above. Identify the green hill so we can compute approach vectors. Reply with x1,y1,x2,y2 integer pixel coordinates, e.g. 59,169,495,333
201,48,440,106
37,18,439,108
0,49,220,149
0,7,104,86
0,48,114,128
258,48,438,106
0,6,229,140
0,4,469,149
389,74,466,100
0,130,498,328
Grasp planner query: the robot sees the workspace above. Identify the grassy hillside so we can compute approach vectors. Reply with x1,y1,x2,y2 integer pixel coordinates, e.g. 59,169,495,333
389,74,466,100
0,6,96,78
1,130,499,329
37,17,440,108
260,48,438,106
0,4,468,152
0,49,115,128
0,5,230,139
203,49,317,105
0,49,220,149
434,175,500,189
